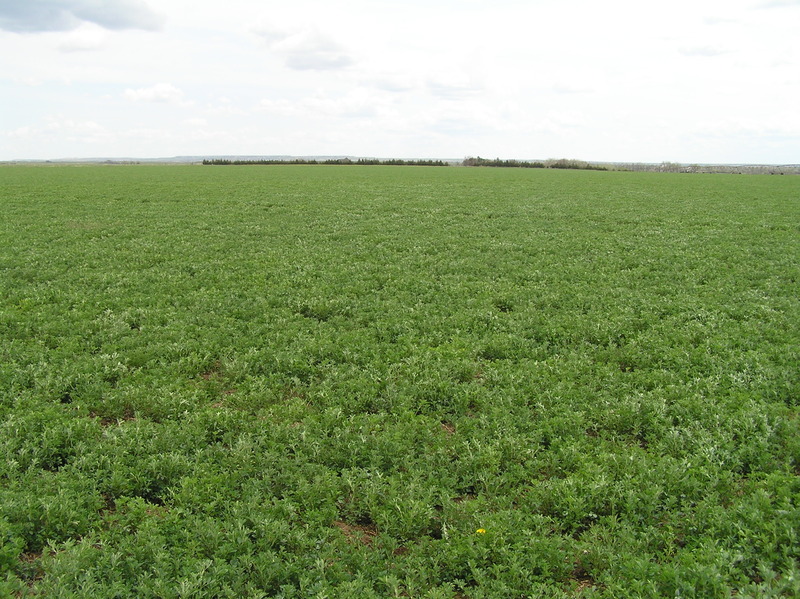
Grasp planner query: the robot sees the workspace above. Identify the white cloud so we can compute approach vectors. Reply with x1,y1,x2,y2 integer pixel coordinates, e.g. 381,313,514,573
123,126,174,141
205,103,248,117
1,0,799,163
7,117,111,144
679,45,728,57
122,124,243,147
123,83,189,105
364,74,417,93
258,98,301,116
426,76,483,99
59,119,111,142
551,82,594,95
7,126,33,138
57,22,107,51
757,0,800,7
694,114,800,140
0,0,163,33
702,16,738,25
259,88,385,119
253,25,353,71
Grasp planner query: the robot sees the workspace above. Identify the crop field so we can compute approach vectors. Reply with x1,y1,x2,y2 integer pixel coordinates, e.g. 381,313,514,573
1,164,798,598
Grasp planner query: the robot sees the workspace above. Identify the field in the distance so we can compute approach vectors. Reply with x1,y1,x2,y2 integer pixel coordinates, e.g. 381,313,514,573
1,165,798,598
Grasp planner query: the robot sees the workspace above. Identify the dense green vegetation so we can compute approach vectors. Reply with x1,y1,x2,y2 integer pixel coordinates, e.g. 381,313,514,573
1,165,798,597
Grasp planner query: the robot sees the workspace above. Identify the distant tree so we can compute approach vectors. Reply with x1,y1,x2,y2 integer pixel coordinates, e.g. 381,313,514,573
203,157,449,167
659,162,682,173
464,156,604,169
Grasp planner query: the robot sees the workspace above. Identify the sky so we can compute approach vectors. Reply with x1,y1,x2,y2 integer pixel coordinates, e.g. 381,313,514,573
1,0,798,163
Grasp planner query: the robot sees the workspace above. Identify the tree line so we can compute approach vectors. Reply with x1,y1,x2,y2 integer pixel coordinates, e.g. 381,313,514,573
462,157,607,170
202,158,449,166
198,157,797,174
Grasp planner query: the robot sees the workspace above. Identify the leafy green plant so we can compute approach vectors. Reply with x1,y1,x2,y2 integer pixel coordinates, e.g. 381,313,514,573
0,164,797,596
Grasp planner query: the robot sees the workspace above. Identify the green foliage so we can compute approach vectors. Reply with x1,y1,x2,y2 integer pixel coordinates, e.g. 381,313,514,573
462,156,546,168
0,164,798,596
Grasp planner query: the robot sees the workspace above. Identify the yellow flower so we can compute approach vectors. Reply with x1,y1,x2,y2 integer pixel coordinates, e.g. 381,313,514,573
475,528,486,534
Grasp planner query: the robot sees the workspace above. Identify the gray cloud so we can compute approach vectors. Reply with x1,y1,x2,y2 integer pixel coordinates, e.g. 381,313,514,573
0,0,163,33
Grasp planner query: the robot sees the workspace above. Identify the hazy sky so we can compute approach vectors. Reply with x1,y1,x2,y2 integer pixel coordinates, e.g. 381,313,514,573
1,0,798,163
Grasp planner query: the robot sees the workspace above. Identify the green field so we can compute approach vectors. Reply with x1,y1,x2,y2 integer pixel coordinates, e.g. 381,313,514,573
1,165,798,598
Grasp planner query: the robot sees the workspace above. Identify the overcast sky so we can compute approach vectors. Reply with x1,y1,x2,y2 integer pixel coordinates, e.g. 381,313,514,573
1,0,798,163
